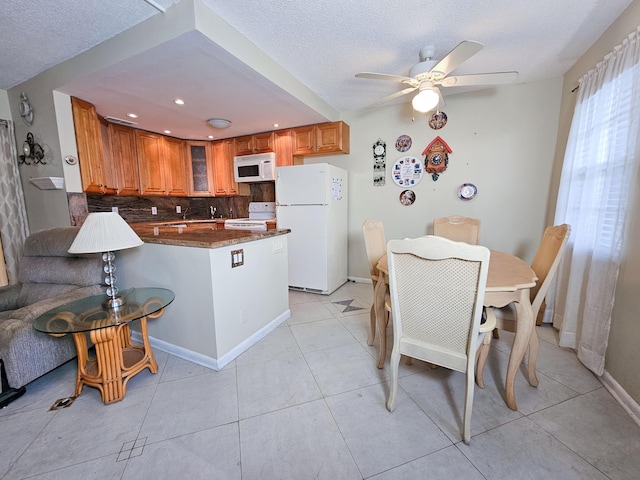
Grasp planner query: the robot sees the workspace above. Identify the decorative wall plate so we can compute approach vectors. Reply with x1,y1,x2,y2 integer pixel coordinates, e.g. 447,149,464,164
392,156,424,187
458,183,477,200
399,190,416,206
395,134,412,152
428,111,447,130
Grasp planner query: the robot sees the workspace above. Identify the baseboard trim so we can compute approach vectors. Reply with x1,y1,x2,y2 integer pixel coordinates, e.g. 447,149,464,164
348,276,372,284
130,309,291,371
600,369,640,427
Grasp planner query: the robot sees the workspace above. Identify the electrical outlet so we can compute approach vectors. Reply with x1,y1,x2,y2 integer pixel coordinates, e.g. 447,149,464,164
273,241,284,253
151,207,158,215
111,206,119,214
231,249,244,268
176,206,181,213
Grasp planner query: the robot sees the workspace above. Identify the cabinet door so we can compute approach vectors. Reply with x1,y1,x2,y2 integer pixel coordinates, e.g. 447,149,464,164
253,131,275,153
71,97,116,194
163,137,188,196
212,139,234,196
317,121,350,155
186,141,214,196
291,125,316,155
275,129,293,167
137,131,166,196
233,135,254,156
109,124,140,196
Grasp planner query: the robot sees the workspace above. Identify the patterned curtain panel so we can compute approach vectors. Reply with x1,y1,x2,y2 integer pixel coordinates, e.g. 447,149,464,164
0,119,30,284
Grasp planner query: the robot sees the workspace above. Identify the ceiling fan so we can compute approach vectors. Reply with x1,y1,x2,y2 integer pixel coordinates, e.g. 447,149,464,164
355,40,518,112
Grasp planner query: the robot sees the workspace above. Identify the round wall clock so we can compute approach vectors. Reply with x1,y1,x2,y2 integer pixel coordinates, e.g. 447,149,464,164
392,156,424,187
19,92,34,126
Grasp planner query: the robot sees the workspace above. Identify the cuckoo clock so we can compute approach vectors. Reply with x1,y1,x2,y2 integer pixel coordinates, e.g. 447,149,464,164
422,136,452,181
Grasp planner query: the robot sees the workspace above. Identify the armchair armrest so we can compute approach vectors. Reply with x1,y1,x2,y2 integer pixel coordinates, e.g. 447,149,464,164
479,307,497,333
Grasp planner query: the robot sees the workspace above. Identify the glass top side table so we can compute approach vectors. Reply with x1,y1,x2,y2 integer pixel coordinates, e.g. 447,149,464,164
34,287,174,404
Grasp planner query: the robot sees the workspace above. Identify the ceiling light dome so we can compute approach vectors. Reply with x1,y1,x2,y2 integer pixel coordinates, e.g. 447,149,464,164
207,118,232,129
412,85,439,113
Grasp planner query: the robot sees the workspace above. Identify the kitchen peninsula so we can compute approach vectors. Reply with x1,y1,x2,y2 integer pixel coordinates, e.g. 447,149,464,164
117,222,291,370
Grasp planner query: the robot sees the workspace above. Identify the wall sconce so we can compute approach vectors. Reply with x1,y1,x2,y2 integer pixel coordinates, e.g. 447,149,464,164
18,132,46,165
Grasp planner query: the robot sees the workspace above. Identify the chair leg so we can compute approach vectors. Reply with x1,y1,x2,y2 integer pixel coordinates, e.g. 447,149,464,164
475,332,492,388
386,347,401,412
463,369,475,444
492,329,500,339
527,328,540,387
367,304,376,346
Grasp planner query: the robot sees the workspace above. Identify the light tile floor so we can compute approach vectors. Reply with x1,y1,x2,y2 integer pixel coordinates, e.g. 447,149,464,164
1,281,639,479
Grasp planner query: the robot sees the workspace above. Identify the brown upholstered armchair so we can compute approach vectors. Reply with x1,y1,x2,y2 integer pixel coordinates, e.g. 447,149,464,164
0,227,104,405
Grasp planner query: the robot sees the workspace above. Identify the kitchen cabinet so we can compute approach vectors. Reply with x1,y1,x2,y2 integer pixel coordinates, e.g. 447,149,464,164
109,124,140,196
186,141,214,196
163,136,188,196
137,131,188,196
212,139,249,196
274,129,297,167
292,121,350,156
71,97,117,194
233,131,275,156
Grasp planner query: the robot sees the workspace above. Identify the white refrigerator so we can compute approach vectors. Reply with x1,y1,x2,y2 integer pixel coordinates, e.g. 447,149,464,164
276,163,348,294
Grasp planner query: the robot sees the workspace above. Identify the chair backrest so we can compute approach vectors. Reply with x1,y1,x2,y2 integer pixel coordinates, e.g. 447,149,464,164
433,216,481,244
387,236,490,372
529,224,571,316
362,219,386,281
16,227,104,307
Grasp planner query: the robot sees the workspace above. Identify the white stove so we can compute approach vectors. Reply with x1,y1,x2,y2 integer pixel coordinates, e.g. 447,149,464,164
224,202,276,231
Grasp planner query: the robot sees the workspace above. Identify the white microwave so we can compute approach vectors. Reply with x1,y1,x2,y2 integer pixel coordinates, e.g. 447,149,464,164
233,152,276,182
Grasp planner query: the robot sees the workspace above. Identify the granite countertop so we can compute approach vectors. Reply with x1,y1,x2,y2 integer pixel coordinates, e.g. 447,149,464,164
129,221,289,249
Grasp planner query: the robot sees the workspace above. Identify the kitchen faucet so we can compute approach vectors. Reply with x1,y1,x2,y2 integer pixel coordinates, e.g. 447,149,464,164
182,207,191,220
209,206,216,219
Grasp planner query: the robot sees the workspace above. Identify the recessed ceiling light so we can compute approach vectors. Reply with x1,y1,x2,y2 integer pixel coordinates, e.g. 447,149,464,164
126,113,138,118
273,123,279,128
208,135,214,139
163,130,171,134
174,98,185,105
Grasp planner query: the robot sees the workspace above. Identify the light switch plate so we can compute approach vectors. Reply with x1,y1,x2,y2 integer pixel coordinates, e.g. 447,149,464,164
231,249,244,268
151,207,158,215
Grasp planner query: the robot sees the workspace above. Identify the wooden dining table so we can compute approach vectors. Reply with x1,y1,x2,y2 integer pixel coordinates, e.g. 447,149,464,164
373,249,537,411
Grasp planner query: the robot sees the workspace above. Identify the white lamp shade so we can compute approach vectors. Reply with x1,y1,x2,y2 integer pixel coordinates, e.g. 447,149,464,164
412,88,440,113
68,212,144,254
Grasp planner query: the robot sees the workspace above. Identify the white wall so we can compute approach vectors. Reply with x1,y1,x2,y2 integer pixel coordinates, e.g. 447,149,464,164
311,77,563,281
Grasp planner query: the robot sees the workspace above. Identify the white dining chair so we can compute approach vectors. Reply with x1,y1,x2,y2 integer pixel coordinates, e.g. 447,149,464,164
385,235,495,444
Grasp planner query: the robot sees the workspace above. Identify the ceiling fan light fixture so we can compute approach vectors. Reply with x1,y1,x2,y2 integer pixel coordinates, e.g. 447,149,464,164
412,88,439,113
207,118,232,129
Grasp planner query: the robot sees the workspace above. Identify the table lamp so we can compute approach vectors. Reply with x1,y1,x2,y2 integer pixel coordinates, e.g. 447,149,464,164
68,212,143,309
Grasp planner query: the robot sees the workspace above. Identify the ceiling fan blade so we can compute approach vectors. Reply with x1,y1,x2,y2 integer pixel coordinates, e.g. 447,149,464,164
439,71,518,87
430,40,484,78
355,72,419,87
366,86,418,108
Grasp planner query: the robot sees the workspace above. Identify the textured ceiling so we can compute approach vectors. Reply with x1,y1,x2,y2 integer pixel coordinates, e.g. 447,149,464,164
0,0,634,138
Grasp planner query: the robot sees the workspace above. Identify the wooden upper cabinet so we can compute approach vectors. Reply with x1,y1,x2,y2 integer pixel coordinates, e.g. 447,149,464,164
186,141,214,196
163,137,188,196
291,125,316,156
292,121,350,156
233,131,275,156
109,124,140,196
212,139,235,196
71,97,117,194
274,129,294,167
136,132,187,196
136,131,166,196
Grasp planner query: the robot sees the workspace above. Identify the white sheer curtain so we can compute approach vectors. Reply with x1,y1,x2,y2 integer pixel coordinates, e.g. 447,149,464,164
550,27,640,375
0,119,30,284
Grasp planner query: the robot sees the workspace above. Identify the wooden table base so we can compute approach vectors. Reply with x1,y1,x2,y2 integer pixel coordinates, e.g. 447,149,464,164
72,313,159,404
